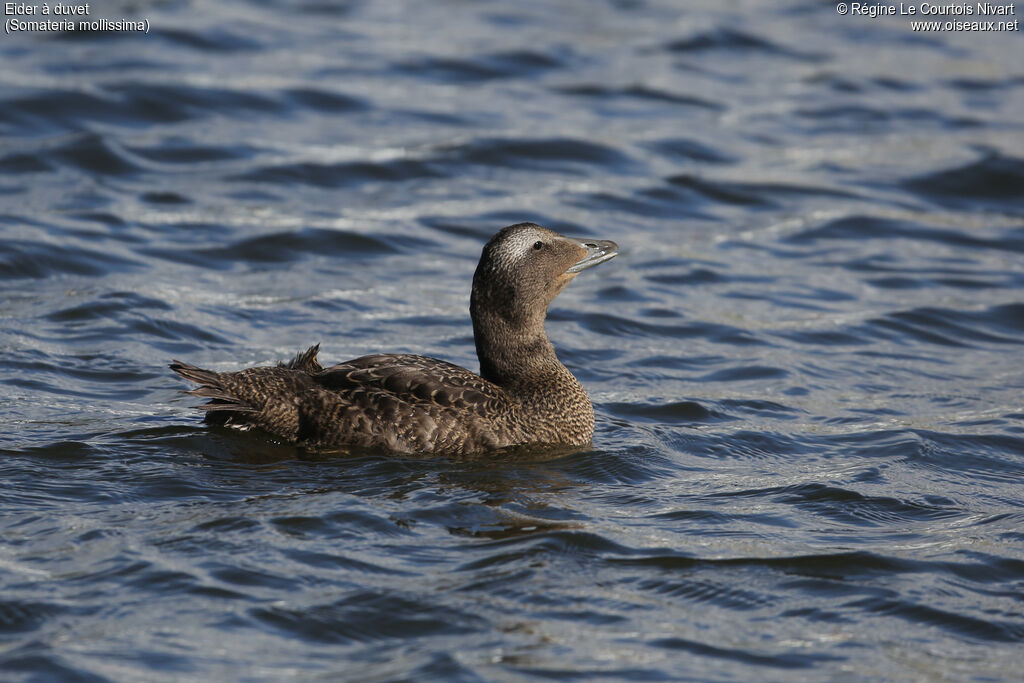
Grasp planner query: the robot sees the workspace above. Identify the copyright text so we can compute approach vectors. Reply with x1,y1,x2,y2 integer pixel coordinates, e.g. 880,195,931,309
836,2,1019,30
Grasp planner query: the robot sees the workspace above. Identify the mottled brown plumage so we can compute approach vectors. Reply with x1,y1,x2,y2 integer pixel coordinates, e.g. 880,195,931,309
171,223,618,454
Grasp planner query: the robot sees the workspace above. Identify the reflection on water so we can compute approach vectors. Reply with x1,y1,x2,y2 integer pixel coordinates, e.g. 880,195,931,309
2,0,1023,679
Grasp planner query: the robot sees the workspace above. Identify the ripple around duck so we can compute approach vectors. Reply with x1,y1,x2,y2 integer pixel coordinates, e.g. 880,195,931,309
220,228,419,262
578,312,766,346
0,237,142,279
699,365,789,382
456,530,635,571
610,550,919,577
394,49,565,83
31,294,228,348
280,548,416,575
717,399,801,418
907,430,1024,483
643,137,738,164
866,272,1024,291
643,267,737,285
786,214,1024,253
571,172,855,218
554,84,723,110
865,304,1024,348
1,651,102,682
672,429,814,461
1,82,369,135
143,228,427,269
0,152,53,174
50,134,143,177
652,176,773,209
280,87,371,113
665,174,857,207
604,400,723,424
0,90,188,134
234,158,444,188
902,152,1024,214
139,191,191,205
449,136,637,174
843,595,1024,643
794,104,981,133
45,291,172,323
946,76,1024,92
566,189,714,220
647,637,844,669
665,27,821,61
769,483,964,527
0,600,70,635
149,26,265,53
127,141,260,164
251,591,486,644
106,82,286,118
552,447,676,486
635,573,775,610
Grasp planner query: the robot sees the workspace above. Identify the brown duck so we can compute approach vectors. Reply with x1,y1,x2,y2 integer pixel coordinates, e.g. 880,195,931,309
171,223,618,454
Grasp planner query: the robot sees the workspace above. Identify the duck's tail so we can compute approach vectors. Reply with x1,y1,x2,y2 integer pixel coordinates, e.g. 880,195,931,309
169,360,258,419
279,343,323,372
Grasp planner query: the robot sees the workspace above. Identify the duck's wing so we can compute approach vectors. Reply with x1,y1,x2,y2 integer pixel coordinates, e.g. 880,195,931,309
288,354,515,452
172,352,516,452
312,354,509,418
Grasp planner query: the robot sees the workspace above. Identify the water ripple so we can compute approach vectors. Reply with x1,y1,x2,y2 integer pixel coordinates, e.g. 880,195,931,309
3,0,1023,680
666,27,821,61
903,152,1024,214
394,49,565,82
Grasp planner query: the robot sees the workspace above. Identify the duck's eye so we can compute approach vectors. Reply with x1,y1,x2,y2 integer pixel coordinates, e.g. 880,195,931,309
533,241,544,250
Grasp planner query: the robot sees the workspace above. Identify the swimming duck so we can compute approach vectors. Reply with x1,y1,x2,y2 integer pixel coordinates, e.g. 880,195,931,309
171,223,618,454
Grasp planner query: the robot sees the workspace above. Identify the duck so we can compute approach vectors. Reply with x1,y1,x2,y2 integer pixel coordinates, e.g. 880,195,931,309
171,222,618,454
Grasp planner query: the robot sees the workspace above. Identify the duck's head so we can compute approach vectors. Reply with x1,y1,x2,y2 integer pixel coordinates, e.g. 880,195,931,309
471,223,618,326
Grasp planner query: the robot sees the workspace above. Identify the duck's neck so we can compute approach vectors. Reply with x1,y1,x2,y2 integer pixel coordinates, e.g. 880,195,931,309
471,305,563,390
471,302,594,445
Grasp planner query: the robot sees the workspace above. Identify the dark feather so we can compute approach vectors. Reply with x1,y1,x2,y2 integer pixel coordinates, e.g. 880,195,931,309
201,403,258,413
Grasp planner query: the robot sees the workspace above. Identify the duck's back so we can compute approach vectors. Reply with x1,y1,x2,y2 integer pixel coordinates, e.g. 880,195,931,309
172,346,521,453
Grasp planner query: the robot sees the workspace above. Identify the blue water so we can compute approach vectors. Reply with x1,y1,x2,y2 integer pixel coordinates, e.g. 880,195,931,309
2,1,1023,680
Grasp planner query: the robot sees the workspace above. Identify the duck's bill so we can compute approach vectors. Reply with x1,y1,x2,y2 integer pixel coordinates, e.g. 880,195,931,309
565,237,619,273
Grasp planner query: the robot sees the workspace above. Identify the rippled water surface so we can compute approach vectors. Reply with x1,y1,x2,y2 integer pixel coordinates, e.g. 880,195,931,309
3,1,1023,680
